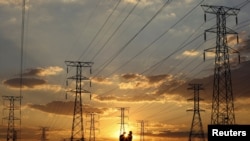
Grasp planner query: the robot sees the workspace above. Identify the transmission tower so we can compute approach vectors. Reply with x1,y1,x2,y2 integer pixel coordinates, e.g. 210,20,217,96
117,107,129,135
202,5,240,125
65,61,94,141
187,84,205,141
39,127,49,141
137,120,147,141
2,96,21,141
86,112,99,141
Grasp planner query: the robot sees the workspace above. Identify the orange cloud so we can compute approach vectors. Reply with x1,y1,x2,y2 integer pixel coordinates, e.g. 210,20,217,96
91,76,113,85
23,66,63,77
182,50,199,56
119,73,174,90
93,73,187,102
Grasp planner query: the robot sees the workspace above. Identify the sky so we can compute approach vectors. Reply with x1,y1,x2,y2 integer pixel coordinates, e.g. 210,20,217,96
0,0,250,141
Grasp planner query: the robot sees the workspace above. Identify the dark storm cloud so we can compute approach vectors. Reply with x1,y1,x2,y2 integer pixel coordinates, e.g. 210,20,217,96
29,101,108,115
3,77,46,88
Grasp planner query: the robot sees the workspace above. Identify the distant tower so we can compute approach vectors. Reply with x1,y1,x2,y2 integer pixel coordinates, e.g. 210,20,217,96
86,112,99,141
2,96,21,141
117,107,129,135
65,61,93,141
39,127,49,141
202,5,240,125
187,84,205,141
137,120,147,141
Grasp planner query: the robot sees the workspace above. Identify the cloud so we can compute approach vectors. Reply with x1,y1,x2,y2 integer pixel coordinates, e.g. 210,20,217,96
29,84,63,92
2,66,64,91
91,76,113,85
23,66,63,77
119,73,177,90
0,0,20,5
182,50,199,57
124,0,161,7
169,60,250,102
93,73,186,102
124,0,138,4
3,77,46,88
144,122,189,138
28,101,108,115
95,60,250,103
93,93,160,102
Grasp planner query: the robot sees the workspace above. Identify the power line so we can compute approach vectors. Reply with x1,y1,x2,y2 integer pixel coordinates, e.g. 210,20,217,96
141,0,205,75
19,0,26,140
90,0,141,62
78,0,122,61
93,0,173,76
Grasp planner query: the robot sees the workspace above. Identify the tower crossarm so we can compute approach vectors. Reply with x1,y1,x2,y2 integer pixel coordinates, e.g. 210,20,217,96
65,61,94,67
201,5,239,16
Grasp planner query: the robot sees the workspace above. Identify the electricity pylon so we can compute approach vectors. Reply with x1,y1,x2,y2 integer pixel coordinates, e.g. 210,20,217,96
2,96,21,141
65,61,93,141
39,127,49,141
86,112,99,141
137,120,147,141
187,84,205,141
117,107,129,135
202,5,240,125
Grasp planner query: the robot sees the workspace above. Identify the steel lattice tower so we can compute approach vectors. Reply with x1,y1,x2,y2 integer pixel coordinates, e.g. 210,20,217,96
202,5,240,125
65,61,93,141
2,96,21,141
187,84,205,141
39,127,49,141
137,120,147,141
86,112,99,141
117,107,129,135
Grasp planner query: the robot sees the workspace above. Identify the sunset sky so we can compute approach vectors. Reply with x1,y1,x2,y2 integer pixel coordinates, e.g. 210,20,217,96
1,0,250,141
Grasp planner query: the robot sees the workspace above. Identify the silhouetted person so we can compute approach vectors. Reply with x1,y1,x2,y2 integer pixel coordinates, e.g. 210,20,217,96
119,132,126,141
127,131,133,141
